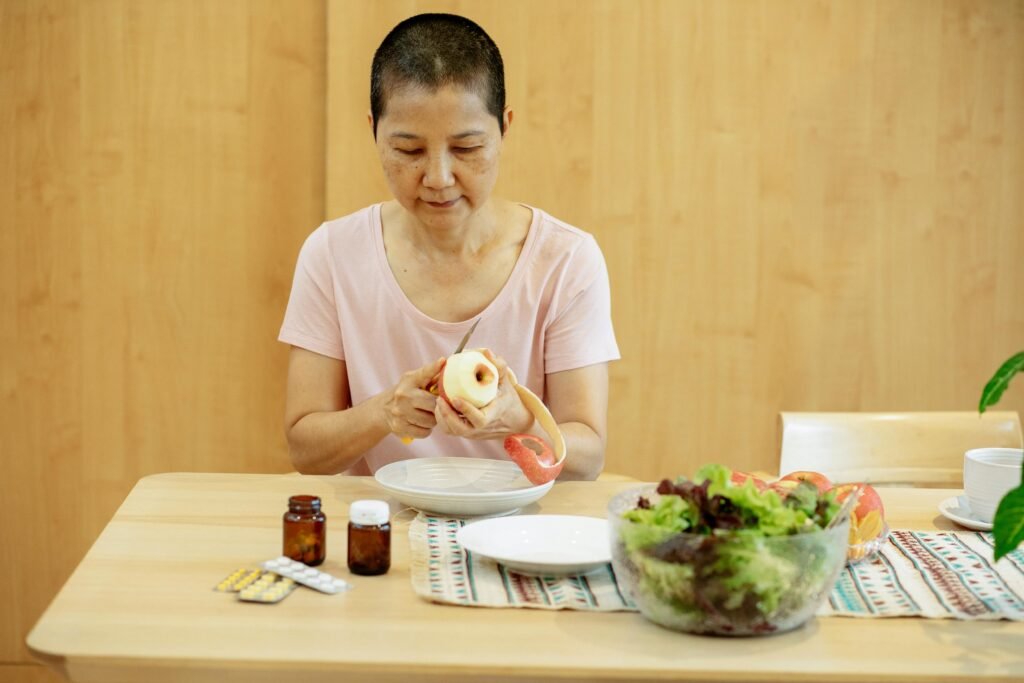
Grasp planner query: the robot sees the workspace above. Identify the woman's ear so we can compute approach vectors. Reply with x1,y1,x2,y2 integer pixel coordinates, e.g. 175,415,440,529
367,110,376,139
502,106,513,138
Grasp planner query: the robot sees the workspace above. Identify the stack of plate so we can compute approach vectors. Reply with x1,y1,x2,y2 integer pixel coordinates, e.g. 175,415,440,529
374,457,553,517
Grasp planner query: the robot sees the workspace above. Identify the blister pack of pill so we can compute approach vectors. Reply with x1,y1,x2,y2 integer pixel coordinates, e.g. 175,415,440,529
214,568,265,593
262,556,351,594
238,573,297,603
214,568,297,603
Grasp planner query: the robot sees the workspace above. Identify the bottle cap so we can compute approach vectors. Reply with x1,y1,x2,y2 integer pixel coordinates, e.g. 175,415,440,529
350,499,389,525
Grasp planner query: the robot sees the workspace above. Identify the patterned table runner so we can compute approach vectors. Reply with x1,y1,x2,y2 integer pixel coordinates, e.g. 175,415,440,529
409,515,1024,620
821,529,1024,619
409,515,634,611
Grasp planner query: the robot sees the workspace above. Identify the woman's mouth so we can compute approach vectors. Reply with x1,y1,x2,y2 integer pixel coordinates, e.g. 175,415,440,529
423,197,460,209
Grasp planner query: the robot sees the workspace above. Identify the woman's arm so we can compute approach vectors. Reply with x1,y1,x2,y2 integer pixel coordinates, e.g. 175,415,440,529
544,362,609,481
284,347,444,474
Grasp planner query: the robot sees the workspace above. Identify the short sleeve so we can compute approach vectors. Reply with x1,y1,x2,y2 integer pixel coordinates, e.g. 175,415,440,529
278,225,345,360
544,236,620,373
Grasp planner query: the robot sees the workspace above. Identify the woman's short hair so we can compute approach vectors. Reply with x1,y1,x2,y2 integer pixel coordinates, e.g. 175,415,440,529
370,14,506,137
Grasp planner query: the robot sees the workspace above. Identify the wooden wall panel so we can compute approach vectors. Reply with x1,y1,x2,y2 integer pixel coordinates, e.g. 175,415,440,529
1,0,325,664
3,0,1021,671
0,663,63,683
326,0,1024,480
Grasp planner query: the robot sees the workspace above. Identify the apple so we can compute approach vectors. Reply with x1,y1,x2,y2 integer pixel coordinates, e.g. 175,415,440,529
439,350,499,409
433,348,566,486
832,482,887,545
768,479,800,498
776,470,833,494
730,471,768,492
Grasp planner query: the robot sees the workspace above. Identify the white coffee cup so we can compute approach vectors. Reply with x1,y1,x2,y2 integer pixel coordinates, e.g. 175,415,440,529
963,447,1024,523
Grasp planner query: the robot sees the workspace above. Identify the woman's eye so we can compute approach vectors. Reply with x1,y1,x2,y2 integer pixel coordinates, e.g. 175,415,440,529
454,146,481,154
396,148,422,156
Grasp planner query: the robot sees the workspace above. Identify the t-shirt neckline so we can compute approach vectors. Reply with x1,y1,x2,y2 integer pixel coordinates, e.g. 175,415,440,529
370,202,541,330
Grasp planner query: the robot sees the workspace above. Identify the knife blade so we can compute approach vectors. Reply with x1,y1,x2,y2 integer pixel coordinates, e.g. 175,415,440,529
452,318,480,355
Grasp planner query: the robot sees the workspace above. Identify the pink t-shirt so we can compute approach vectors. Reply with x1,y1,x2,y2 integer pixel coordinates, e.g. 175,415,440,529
279,203,620,474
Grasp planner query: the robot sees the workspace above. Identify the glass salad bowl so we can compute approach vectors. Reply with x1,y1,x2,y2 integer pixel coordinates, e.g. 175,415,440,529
847,522,890,563
608,486,850,636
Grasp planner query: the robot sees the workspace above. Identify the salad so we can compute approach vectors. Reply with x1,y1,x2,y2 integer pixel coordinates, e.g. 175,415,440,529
610,464,849,636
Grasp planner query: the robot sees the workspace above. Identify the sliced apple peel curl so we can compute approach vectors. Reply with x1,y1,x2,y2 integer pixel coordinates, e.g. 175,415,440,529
503,369,566,485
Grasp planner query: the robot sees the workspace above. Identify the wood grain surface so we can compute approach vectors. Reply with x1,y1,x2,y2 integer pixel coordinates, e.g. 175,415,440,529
5,0,1024,673
326,0,1024,482
778,410,1023,485
1,0,325,665
0,663,62,683
26,473,1024,682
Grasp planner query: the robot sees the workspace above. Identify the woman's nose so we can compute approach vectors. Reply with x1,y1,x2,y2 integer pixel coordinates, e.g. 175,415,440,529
422,152,454,189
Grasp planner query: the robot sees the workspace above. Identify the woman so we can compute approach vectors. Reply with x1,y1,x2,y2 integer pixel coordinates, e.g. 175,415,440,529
279,13,619,479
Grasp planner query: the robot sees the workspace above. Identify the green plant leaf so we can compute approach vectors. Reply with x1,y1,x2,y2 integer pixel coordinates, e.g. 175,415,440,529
979,351,1024,414
992,484,1024,562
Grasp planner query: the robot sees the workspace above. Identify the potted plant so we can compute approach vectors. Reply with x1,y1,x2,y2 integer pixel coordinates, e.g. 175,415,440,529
978,351,1024,560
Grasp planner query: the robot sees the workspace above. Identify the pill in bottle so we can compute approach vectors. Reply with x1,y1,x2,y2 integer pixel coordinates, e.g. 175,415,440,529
347,500,391,576
282,494,326,566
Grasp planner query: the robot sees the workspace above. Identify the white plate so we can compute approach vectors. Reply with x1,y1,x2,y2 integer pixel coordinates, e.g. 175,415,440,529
456,515,611,575
938,495,993,531
374,457,553,517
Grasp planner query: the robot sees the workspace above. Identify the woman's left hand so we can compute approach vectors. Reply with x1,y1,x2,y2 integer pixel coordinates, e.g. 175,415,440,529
433,349,534,440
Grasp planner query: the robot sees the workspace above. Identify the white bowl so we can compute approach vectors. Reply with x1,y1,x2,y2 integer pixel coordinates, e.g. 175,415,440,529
374,457,553,517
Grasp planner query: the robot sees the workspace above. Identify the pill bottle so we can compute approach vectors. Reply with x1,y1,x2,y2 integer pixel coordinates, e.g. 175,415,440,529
347,500,391,576
283,494,326,566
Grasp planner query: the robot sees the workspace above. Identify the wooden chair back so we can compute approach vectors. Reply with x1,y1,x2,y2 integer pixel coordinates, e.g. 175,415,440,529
777,411,1022,487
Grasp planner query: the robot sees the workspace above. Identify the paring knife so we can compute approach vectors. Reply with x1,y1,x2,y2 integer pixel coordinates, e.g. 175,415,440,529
452,318,481,355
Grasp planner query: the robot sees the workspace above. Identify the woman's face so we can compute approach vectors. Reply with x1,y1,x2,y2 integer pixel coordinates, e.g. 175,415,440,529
373,84,509,231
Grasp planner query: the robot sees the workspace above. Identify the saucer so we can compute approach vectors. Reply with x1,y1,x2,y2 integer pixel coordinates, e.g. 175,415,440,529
456,515,611,576
937,495,993,531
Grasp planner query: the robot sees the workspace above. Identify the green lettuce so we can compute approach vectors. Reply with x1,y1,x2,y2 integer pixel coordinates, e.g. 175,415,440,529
616,465,845,634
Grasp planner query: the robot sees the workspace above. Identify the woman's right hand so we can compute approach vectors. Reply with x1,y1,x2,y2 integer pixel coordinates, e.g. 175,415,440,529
382,357,446,440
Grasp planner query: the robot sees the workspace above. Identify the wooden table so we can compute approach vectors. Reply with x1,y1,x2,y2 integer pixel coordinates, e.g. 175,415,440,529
27,473,1024,682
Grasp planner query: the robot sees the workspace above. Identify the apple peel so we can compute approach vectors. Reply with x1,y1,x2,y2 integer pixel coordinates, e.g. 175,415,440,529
504,369,566,486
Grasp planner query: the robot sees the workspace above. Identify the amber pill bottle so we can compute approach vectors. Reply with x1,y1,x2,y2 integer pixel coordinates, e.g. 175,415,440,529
282,495,326,567
347,500,391,576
